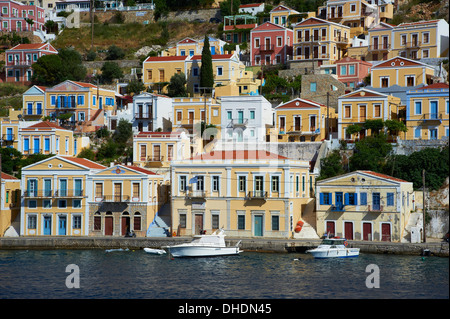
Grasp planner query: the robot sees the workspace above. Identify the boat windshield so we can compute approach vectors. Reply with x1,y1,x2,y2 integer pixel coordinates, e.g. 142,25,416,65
321,239,346,245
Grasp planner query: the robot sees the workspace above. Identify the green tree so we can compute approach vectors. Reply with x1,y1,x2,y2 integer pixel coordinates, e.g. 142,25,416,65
58,48,87,82
200,35,214,89
106,45,125,60
167,72,187,97
363,119,384,135
317,150,345,180
220,0,240,16
77,147,96,161
126,79,146,95
100,62,123,84
112,119,133,145
349,133,393,172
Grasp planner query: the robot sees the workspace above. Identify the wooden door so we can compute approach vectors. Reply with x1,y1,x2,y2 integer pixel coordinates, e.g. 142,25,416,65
359,105,366,122
153,145,161,161
105,216,113,236
121,216,130,236
344,222,353,240
381,223,391,242
363,222,372,241
114,183,122,202
189,111,194,125
254,215,263,236
195,214,203,235
326,221,335,237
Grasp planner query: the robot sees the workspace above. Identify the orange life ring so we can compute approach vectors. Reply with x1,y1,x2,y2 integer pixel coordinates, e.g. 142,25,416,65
297,220,304,227
295,225,302,233
344,241,348,247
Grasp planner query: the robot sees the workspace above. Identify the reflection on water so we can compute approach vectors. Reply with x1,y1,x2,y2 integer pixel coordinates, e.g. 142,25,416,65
0,250,448,299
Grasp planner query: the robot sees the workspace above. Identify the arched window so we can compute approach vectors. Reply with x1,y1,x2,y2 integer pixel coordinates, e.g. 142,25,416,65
94,212,101,231
134,212,142,231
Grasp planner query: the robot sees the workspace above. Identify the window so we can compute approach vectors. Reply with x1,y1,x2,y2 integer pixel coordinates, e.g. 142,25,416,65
422,49,429,58
350,4,356,12
43,199,52,209
216,66,223,76
387,193,394,206
73,199,81,208
77,95,84,105
406,75,415,87
28,215,37,229
179,176,187,191
239,176,246,193
255,38,260,48
227,111,232,120
271,176,279,193
360,192,367,205
255,176,264,192
320,193,332,205
381,77,389,88
28,200,37,209
277,37,282,47
196,176,204,191
423,32,429,44
148,70,152,80
177,110,182,122
272,215,279,231
344,105,351,118
193,68,198,76
349,65,355,75
310,82,317,92
345,193,357,205
414,127,421,138
58,200,67,208
44,138,50,152
238,215,245,230
73,215,82,229
415,101,422,115
340,65,347,75
212,214,219,229
179,213,187,228
250,110,255,120
180,50,185,56
212,176,220,192
401,35,407,46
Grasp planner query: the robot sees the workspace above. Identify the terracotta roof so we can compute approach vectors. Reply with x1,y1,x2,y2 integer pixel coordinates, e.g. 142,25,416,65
252,21,288,31
190,54,233,60
416,83,449,90
135,131,183,138
240,3,263,8
178,38,197,44
9,43,46,50
1,172,18,180
22,121,66,130
335,57,372,66
144,56,188,62
60,156,106,170
276,98,325,109
373,57,424,68
397,20,440,28
189,150,288,161
71,81,97,88
124,165,158,175
361,171,410,183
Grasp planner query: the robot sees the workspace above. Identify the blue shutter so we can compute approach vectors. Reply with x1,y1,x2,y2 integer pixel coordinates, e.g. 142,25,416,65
320,193,324,205
387,193,394,206
327,193,332,205
354,193,358,206
360,193,367,205
344,193,349,205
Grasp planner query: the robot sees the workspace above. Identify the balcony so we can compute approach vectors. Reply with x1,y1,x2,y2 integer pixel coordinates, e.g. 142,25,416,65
9,60,32,67
330,205,345,212
135,113,152,120
23,189,84,198
421,113,442,122
368,205,383,212
287,125,302,135
399,41,421,49
186,190,207,199
293,53,330,61
246,191,267,200
296,36,327,44
96,195,131,202
2,134,15,141
333,36,349,44
24,109,43,116
368,44,391,51
147,155,164,162
256,44,274,53
327,13,343,19
54,189,84,198
228,118,248,128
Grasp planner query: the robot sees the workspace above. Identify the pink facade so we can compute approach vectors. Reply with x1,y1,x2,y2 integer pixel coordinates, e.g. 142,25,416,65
0,0,45,32
335,57,372,89
4,43,58,85
250,21,293,66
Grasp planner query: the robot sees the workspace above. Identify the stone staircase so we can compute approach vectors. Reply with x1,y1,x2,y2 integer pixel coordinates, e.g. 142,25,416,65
402,212,423,243
146,202,171,237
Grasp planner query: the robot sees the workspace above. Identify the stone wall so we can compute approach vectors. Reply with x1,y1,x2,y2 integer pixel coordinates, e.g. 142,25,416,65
82,60,141,70
160,8,221,22
300,74,346,109
395,138,448,156
80,10,154,24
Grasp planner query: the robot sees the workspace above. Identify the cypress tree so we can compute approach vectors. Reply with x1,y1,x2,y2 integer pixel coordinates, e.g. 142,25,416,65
200,35,214,89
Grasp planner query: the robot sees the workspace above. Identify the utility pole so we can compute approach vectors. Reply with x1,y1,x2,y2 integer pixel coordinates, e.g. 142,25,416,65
326,91,330,140
90,0,94,50
422,169,426,243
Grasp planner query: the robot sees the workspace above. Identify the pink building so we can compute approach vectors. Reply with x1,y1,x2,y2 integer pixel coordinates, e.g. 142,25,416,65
4,43,58,84
335,57,372,89
0,0,45,32
250,21,293,66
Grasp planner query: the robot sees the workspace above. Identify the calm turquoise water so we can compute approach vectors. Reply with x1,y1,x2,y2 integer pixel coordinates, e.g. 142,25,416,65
0,249,448,299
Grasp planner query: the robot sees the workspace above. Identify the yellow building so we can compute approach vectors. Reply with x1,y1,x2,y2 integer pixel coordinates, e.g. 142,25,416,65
370,56,435,89
320,0,383,37
22,85,47,121
270,4,300,27
132,131,191,170
171,150,314,238
87,164,166,237
316,170,415,242
274,98,337,142
44,80,117,133
1,172,20,237
292,17,351,65
162,37,226,57
20,156,106,236
367,22,395,61
405,83,449,140
338,88,401,140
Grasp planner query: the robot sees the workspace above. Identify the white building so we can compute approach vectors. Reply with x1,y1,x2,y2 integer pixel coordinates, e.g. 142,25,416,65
238,3,265,15
217,95,274,150
132,92,173,133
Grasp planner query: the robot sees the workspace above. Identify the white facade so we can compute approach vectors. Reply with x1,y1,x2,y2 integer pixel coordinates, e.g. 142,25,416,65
217,95,274,150
238,3,265,15
132,92,173,133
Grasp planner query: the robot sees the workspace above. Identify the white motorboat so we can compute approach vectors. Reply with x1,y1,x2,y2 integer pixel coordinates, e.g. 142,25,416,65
143,247,166,255
162,229,242,258
306,238,360,259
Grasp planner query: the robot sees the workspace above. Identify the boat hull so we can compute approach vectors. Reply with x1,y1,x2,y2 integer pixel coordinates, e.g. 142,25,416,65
307,248,360,259
168,246,241,258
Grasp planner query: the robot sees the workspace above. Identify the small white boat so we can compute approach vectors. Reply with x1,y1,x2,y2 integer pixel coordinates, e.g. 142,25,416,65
162,229,242,258
143,247,167,255
306,238,360,259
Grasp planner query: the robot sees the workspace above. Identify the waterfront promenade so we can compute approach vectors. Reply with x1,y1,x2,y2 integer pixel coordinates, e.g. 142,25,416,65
0,236,448,257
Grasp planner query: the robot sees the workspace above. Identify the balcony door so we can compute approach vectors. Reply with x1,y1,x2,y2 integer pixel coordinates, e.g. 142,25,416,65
114,183,122,202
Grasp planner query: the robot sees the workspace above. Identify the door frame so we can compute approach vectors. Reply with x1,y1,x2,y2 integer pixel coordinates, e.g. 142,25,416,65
325,220,336,237
252,211,264,237
362,221,373,241
381,222,391,242
58,214,67,236
105,213,114,236
43,215,52,235
193,211,204,235
343,220,354,240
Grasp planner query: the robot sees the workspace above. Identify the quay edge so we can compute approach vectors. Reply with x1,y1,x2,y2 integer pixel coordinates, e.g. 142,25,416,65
0,237,448,257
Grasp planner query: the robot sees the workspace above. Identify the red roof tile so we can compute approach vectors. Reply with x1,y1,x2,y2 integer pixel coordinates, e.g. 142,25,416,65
276,98,325,109
190,54,233,60
60,156,106,170
1,172,18,180
144,56,188,62
416,83,449,90
361,171,410,183
135,131,183,138
23,121,66,130
189,150,288,161
124,166,158,175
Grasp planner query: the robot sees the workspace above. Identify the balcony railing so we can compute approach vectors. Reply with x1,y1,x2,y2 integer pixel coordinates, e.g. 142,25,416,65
327,13,343,19
2,134,15,141
228,118,248,128
399,41,421,48
330,205,345,212
368,205,383,212
96,195,131,202
287,125,302,134
135,113,152,120
24,109,43,116
23,189,84,198
296,36,327,43
293,53,330,60
246,191,267,199
368,44,391,51
256,44,274,52
421,113,442,121
186,190,207,199
147,155,164,162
